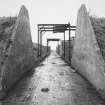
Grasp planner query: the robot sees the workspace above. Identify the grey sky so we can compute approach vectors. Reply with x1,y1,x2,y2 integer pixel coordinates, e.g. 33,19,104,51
0,0,105,48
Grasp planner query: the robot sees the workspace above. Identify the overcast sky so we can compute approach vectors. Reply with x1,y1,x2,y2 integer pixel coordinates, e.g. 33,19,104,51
0,0,105,48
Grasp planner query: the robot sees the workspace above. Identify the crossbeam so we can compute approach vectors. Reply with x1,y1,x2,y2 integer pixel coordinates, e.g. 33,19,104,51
38,24,68,26
38,24,76,32
47,38,60,42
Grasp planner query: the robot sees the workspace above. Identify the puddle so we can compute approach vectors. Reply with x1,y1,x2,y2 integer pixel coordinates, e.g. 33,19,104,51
56,64,68,66
59,72,64,76
40,64,44,66
52,62,56,64
41,88,49,93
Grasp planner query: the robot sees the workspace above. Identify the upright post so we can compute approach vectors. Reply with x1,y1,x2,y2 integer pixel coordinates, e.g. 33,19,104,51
64,31,65,57
47,40,49,53
37,25,39,57
40,31,42,57
39,29,41,57
68,22,71,63
62,40,63,56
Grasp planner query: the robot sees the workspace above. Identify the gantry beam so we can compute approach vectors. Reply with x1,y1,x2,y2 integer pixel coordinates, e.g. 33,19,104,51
47,38,60,42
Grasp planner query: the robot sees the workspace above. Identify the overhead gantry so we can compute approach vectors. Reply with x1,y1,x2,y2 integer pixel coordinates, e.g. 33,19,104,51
37,23,76,62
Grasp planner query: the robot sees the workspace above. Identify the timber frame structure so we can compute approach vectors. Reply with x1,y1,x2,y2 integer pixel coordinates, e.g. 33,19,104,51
37,23,76,62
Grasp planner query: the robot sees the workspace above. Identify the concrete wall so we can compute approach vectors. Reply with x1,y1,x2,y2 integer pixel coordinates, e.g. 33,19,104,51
0,5,50,99
90,17,105,61
71,4,105,98
0,5,35,98
0,17,17,93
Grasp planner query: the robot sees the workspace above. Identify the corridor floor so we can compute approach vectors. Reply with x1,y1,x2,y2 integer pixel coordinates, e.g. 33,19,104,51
0,51,105,105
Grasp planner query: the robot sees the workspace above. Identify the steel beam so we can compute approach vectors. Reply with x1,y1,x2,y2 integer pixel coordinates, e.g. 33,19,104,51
64,32,65,57
47,40,49,53
37,25,40,57
68,22,71,63
40,31,42,57
47,38,60,41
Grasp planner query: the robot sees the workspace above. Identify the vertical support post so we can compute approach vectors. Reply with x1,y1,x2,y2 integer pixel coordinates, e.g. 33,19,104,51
68,22,71,63
64,31,65,57
39,29,41,57
41,33,43,55
60,40,64,56
58,41,60,54
47,40,49,53
40,31,42,57
37,25,39,57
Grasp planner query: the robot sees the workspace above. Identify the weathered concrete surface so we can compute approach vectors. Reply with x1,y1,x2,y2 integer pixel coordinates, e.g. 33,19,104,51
71,4,105,98
0,5,35,99
0,17,17,95
0,51,104,105
90,17,105,61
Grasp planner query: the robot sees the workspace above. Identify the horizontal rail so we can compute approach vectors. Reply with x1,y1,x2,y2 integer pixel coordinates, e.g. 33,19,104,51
38,29,76,31
38,24,69,26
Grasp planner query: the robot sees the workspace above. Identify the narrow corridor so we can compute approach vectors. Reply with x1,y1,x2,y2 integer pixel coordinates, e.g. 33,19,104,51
0,51,105,105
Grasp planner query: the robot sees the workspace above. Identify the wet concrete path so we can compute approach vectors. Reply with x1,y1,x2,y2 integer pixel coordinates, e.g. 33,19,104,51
0,51,105,105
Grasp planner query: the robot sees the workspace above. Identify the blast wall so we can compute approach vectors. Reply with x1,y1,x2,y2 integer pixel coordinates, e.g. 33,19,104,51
0,5,50,99
71,4,105,98
90,17,105,61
